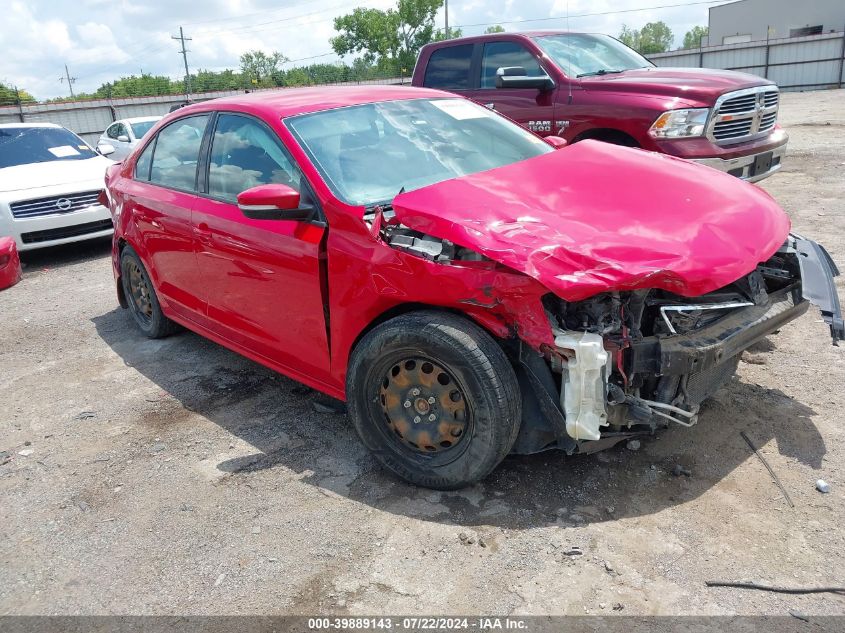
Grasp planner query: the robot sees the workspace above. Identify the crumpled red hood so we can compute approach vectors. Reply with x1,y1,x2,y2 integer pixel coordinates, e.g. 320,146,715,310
392,141,791,301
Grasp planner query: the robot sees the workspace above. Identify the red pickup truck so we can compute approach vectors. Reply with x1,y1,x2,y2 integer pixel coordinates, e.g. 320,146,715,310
412,31,788,182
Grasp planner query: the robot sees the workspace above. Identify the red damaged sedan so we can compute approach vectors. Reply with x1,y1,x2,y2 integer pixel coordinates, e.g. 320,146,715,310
104,86,843,489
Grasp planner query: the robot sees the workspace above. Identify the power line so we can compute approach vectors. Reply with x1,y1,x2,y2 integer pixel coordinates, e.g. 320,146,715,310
452,0,724,30
171,26,193,99
192,0,360,37
48,0,720,95
282,52,337,64
82,2,362,82
182,0,340,27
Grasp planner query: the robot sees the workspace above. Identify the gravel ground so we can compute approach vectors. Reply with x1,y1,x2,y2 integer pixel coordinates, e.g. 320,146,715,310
1,89,844,617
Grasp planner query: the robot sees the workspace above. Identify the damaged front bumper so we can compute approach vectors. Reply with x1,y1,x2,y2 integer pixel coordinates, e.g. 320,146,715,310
514,236,843,454
792,235,845,343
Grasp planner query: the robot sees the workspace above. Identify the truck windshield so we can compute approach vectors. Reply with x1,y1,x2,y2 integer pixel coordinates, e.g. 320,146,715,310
0,126,98,169
286,98,553,206
533,33,653,78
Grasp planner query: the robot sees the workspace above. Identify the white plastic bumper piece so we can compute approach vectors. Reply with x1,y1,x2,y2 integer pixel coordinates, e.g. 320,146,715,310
553,330,611,441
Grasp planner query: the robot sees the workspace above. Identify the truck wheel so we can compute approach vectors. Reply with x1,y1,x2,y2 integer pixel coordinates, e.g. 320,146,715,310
346,311,521,490
120,246,177,339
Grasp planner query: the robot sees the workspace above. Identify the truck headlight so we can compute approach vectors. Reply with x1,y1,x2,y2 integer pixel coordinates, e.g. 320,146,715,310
649,108,710,138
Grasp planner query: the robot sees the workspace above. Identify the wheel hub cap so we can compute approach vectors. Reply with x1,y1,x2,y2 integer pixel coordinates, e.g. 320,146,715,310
127,262,153,319
379,358,468,453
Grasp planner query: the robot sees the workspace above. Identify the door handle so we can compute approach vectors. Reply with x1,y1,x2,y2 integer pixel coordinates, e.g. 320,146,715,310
194,222,212,244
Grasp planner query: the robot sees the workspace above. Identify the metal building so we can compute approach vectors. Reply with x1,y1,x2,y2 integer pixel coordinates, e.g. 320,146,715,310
708,0,845,45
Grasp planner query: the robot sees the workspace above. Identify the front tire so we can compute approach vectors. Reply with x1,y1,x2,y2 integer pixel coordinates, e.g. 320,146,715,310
346,311,521,490
120,246,177,339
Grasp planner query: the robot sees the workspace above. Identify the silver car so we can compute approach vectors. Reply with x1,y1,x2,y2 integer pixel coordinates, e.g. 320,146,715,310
97,116,161,161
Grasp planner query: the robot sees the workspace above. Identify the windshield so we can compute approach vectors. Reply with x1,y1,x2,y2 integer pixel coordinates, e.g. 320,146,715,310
130,120,158,139
286,98,553,206
533,33,653,78
0,127,97,169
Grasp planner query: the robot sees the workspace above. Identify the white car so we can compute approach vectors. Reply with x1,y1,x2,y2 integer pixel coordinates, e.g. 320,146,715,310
0,122,114,251
97,116,162,161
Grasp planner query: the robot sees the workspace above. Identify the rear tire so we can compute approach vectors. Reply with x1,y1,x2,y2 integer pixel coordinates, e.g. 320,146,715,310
120,246,177,339
346,311,521,489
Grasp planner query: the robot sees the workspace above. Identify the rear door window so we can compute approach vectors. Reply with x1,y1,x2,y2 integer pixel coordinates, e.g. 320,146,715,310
207,113,301,203
134,139,155,181
480,41,545,88
149,114,209,191
423,45,474,90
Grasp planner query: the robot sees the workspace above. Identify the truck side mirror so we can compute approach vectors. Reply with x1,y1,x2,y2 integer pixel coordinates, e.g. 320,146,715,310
496,67,554,91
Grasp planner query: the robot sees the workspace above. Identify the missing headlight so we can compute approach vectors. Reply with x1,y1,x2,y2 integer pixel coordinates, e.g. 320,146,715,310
380,222,488,264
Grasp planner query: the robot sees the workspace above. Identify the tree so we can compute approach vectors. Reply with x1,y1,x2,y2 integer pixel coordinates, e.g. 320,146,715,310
240,50,288,86
682,25,709,49
99,74,177,98
484,25,506,34
618,21,674,55
0,82,35,104
189,69,242,92
618,24,640,50
433,27,463,41
331,0,442,75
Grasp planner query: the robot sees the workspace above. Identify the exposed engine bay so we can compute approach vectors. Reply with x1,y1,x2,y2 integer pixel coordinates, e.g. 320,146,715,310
543,260,796,438
534,236,842,452
373,207,844,455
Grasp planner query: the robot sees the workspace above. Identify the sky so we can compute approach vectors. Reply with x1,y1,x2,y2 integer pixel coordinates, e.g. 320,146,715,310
0,0,725,100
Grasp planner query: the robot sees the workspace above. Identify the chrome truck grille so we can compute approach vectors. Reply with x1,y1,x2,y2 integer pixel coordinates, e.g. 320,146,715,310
10,190,101,219
707,87,779,145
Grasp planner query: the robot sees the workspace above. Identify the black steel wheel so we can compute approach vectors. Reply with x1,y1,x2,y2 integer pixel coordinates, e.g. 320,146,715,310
347,311,521,489
120,246,177,339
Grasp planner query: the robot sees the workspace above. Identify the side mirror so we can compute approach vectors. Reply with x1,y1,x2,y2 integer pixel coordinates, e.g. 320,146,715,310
496,66,554,91
237,184,313,221
545,136,568,149
98,143,116,156
117,135,130,143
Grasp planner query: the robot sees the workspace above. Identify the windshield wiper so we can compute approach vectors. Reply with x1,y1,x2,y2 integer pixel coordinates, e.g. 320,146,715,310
576,69,625,78
365,186,406,211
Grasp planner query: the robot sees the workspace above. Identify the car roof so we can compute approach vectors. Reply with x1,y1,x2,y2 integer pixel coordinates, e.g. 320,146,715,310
176,85,452,120
116,116,162,124
0,122,62,129
420,30,590,48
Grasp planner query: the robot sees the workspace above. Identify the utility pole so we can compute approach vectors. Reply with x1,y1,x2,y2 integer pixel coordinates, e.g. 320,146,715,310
59,64,76,98
172,26,193,101
14,86,25,122
444,0,449,39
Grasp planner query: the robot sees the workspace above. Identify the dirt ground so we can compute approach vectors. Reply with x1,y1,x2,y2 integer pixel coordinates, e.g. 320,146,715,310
1,89,844,618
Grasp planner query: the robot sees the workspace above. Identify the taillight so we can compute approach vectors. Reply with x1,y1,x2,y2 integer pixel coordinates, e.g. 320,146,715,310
97,189,109,207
